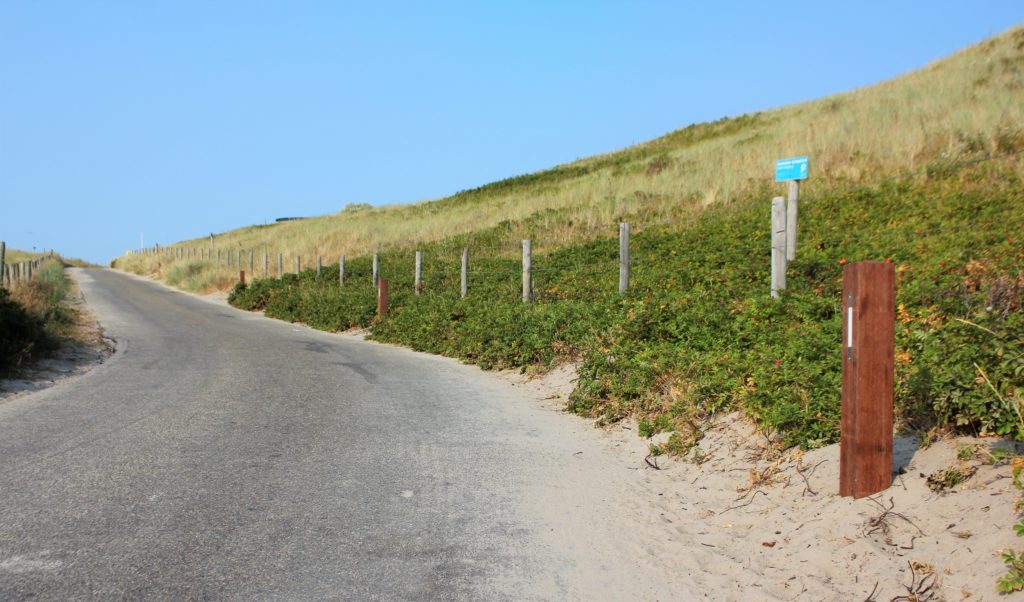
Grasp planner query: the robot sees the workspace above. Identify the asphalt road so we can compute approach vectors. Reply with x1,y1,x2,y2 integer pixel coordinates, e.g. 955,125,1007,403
0,269,678,601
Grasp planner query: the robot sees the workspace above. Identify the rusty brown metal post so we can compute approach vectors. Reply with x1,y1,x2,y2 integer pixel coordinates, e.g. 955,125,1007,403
377,279,389,318
240,270,246,285
840,261,895,498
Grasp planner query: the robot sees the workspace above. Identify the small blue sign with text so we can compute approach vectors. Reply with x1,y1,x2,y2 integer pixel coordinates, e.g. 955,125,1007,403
775,156,809,182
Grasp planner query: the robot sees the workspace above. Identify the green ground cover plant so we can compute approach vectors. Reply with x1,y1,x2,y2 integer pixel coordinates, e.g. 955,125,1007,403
229,152,1023,450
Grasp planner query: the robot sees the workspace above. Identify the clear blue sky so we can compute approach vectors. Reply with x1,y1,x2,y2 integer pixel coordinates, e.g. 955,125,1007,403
1,2,1021,263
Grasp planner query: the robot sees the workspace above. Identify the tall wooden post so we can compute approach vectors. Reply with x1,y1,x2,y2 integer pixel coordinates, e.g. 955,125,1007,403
372,254,379,288
339,255,345,286
316,255,322,277
263,251,268,274
840,261,895,499
414,251,422,295
249,251,254,274
460,247,468,299
240,270,246,285
377,279,389,318
619,223,630,294
295,256,301,274
277,253,283,277
787,180,799,262
771,196,787,298
522,239,533,304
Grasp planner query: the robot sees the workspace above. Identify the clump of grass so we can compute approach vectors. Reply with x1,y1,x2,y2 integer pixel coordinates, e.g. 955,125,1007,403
926,463,978,492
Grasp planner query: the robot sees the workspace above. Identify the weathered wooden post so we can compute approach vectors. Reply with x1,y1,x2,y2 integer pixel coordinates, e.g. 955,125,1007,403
460,247,469,299
263,251,268,274
377,279,389,318
414,251,422,295
249,251,254,274
787,180,799,262
339,255,345,286
522,239,533,304
771,197,787,298
316,255,322,277
277,253,283,277
240,270,246,285
372,253,379,288
840,261,895,499
295,256,301,274
619,223,630,294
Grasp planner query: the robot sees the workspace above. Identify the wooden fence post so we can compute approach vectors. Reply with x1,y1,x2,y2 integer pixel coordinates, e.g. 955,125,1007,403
316,255,322,277
372,254,379,288
461,247,468,299
840,261,895,499
249,251,254,274
263,251,268,274
771,196,787,298
522,239,533,303
786,180,799,262
377,279,389,318
277,253,283,277
619,223,630,294
295,256,301,274
414,251,422,295
240,270,246,285
339,255,345,286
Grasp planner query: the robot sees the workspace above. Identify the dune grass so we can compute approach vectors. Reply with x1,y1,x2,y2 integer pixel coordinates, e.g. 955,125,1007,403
116,25,1024,290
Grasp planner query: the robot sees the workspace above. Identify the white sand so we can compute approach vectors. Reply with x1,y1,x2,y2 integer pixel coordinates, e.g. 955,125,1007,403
501,365,1023,600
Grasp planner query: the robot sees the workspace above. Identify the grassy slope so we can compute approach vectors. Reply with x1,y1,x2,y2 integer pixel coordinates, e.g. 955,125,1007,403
124,28,1023,450
117,26,1024,288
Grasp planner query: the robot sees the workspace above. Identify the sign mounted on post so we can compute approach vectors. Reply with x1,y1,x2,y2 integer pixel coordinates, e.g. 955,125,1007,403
775,156,809,182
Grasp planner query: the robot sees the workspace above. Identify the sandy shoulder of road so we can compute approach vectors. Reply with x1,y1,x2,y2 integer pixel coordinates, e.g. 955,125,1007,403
498,364,1022,601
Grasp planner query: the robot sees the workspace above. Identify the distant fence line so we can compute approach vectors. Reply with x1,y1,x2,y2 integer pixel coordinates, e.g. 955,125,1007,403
126,223,649,304
0,243,57,289
121,209,1000,305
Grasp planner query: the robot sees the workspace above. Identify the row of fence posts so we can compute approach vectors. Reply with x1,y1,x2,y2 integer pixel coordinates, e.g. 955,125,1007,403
126,208,897,499
0,242,51,289
132,223,638,304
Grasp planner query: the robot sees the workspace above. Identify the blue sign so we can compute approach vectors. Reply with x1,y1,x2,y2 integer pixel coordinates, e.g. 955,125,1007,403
775,156,809,182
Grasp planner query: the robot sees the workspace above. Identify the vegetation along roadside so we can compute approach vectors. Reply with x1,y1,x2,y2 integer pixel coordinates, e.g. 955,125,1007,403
0,254,99,377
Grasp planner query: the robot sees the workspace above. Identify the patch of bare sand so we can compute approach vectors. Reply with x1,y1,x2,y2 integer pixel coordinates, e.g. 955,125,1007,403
498,364,1021,601
0,269,114,404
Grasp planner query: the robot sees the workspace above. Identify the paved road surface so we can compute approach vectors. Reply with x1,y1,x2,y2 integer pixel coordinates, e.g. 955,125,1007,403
0,269,683,600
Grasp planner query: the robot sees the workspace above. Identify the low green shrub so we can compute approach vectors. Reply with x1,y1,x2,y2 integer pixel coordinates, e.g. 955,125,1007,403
229,159,1023,451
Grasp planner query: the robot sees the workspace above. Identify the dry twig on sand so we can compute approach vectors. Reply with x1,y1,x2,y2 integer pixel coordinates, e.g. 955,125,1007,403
891,560,937,601
862,496,925,541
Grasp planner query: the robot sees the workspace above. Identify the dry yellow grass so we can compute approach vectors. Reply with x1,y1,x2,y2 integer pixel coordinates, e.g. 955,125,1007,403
118,25,1024,290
